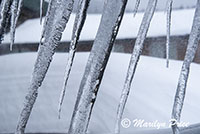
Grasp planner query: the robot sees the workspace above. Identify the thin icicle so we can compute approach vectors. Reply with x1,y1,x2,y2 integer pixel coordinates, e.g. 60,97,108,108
0,0,12,44
58,0,91,119
40,0,57,43
68,0,128,133
10,0,23,51
171,0,200,134
15,0,74,133
10,0,17,50
166,0,173,68
40,0,44,24
115,0,157,133
133,0,140,17
16,0,23,24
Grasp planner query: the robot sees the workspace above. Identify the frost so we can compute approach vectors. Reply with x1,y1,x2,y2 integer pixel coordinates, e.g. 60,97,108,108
171,0,200,134
115,0,157,133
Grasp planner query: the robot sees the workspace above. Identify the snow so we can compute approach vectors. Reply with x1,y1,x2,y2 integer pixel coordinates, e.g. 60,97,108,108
0,52,200,133
2,8,195,44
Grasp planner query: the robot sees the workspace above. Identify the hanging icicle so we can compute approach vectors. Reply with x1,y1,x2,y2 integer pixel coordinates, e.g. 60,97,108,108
166,0,173,68
115,0,157,133
0,0,12,44
15,0,75,133
40,0,44,24
67,0,128,133
10,0,23,51
171,0,200,134
40,0,57,43
133,0,140,17
10,0,17,51
58,0,91,119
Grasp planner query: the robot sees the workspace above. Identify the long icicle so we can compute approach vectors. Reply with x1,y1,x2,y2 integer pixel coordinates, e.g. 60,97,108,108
133,0,140,17
166,0,173,68
115,0,157,133
40,0,44,24
15,0,74,133
40,0,57,43
67,0,128,133
10,0,23,51
0,0,12,44
58,0,91,119
171,0,200,134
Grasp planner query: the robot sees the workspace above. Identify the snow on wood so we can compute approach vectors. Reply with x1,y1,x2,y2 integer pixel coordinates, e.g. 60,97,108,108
2,9,196,44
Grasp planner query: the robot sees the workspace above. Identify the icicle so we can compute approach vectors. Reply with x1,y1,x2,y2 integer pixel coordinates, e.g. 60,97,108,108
40,0,44,24
133,0,140,17
0,0,12,44
15,0,74,133
115,0,157,133
58,0,91,119
171,0,200,134
40,0,57,43
10,0,17,51
10,0,23,51
67,0,128,133
166,0,173,68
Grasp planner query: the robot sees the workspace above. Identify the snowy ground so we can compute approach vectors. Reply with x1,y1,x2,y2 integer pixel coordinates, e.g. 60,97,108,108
0,52,200,133
3,9,195,44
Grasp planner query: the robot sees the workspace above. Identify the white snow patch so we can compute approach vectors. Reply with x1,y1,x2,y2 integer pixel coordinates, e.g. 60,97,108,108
0,52,200,133
2,8,195,43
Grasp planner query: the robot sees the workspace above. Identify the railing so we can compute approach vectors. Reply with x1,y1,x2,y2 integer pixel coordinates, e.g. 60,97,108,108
1,34,200,63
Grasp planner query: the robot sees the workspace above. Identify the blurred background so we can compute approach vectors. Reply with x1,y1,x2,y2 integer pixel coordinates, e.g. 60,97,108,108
2,0,198,62
1,0,200,62
22,0,196,20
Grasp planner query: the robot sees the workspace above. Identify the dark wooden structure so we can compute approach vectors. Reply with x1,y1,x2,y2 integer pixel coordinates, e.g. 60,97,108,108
1,34,200,63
